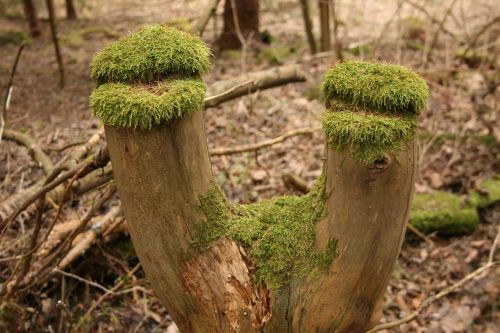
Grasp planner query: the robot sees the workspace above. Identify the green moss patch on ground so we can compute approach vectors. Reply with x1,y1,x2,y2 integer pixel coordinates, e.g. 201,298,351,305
322,60,428,115
410,176,500,237
468,176,500,208
90,78,206,129
410,192,478,237
90,24,211,85
322,101,417,162
192,175,337,290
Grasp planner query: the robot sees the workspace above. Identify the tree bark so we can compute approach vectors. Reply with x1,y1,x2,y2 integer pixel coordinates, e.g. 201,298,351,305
319,0,331,51
217,0,259,51
45,0,65,88
65,0,77,20
300,0,317,54
106,106,417,332
22,0,41,38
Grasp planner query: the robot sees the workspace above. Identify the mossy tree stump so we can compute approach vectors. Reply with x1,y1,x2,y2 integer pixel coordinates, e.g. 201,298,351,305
90,25,428,333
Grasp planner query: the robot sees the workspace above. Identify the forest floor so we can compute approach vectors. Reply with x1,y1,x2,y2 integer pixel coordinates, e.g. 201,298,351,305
0,0,499,332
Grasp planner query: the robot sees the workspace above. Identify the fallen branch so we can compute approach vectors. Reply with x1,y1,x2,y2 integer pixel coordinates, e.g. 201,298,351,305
57,206,122,270
406,222,434,246
15,185,116,295
0,146,109,234
210,126,320,155
366,261,499,332
0,130,105,223
2,129,54,175
205,64,307,108
282,172,310,193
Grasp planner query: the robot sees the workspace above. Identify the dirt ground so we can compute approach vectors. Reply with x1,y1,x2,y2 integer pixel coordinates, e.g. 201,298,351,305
0,0,499,332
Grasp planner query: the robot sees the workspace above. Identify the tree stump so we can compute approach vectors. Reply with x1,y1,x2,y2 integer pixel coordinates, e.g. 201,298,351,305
90,25,428,332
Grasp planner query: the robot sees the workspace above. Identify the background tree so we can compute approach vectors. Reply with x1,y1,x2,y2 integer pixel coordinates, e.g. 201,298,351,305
22,0,41,37
300,0,317,54
65,0,77,19
218,0,259,50
318,0,330,51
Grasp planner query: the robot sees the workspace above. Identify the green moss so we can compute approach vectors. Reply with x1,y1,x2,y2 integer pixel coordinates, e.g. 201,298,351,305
322,101,417,162
410,191,478,236
321,60,429,115
90,78,206,129
0,29,30,46
90,24,211,85
192,175,337,290
468,176,500,208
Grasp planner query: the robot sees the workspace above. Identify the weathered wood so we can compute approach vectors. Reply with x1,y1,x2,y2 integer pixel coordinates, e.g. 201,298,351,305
292,142,417,332
107,111,417,332
106,111,267,332
22,0,41,38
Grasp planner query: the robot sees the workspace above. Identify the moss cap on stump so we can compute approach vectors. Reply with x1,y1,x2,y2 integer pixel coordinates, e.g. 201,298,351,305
91,79,206,129
322,60,428,115
90,25,210,129
90,24,212,85
321,61,428,162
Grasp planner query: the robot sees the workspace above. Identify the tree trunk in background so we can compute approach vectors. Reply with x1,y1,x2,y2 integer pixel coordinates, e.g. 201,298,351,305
319,0,331,51
45,0,65,88
106,109,417,332
22,0,41,37
300,0,317,54
218,0,259,51
331,0,343,60
65,0,77,19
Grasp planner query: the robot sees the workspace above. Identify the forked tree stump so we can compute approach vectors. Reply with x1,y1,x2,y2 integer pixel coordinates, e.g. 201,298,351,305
90,25,428,333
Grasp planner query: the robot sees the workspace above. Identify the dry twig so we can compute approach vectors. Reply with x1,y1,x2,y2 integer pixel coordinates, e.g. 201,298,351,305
210,127,320,155
366,261,499,332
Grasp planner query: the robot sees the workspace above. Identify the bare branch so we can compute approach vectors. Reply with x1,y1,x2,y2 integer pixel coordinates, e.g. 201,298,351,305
210,127,320,156
2,129,54,174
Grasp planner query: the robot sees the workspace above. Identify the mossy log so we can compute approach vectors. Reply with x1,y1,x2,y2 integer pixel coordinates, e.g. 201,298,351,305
92,26,428,332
